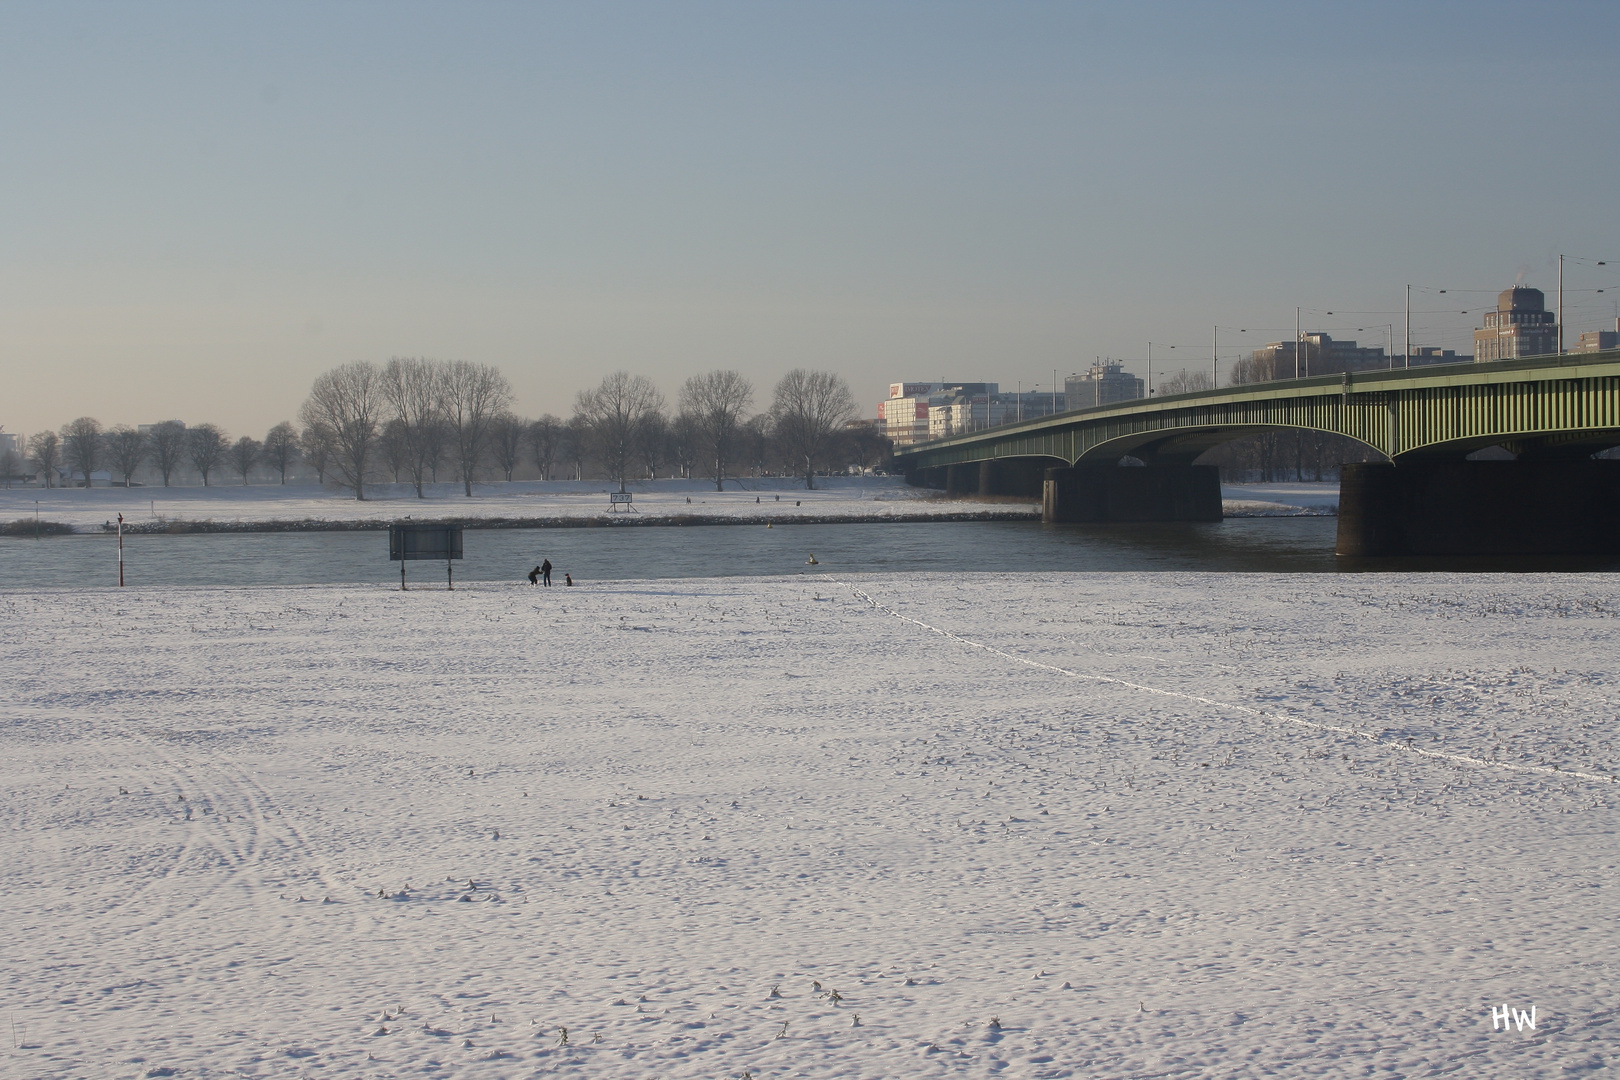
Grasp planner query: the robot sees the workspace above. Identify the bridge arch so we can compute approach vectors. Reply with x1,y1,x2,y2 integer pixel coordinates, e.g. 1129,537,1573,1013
1072,423,1387,467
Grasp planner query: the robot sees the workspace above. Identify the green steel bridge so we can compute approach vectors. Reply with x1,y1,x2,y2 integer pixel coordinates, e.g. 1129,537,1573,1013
891,350,1620,556
894,349,1620,474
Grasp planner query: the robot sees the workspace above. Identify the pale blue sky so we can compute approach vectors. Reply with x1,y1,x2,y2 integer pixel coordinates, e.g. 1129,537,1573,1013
4,1,1618,438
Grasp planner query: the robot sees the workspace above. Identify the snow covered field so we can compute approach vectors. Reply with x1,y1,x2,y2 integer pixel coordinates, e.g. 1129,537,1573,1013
0,477,1010,531
5,572,1613,1078
1218,482,1339,517
0,477,1338,531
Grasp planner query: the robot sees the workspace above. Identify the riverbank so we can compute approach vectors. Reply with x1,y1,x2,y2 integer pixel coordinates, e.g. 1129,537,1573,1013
0,477,1337,533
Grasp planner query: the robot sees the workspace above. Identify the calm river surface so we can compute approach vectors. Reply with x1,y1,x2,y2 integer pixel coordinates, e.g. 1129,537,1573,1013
3,519,1616,589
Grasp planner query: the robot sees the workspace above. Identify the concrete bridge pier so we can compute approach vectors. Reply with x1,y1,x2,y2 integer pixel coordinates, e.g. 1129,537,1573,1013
1337,461,1620,556
1042,465,1223,524
977,459,1048,498
945,463,978,496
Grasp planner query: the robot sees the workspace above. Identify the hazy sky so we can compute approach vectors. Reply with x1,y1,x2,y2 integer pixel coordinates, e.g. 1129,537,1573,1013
4,0,1618,440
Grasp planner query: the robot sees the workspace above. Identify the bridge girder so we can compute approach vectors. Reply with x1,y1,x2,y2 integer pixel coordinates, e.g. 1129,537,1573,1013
895,351,1620,473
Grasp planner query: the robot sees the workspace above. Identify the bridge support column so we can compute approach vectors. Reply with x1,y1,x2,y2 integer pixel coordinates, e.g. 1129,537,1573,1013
945,464,978,496
978,459,1047,498
1337,461,1620,556
1042,465,1222,524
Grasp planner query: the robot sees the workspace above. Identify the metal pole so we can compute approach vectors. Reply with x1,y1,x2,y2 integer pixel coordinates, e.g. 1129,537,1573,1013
401,560,407,591
1295,308,1301,379
1387,324,1394,369
117,513,124,586
447,558,453,591
1557,253,1564,354
1213,325,1218,387
1147,343,1152,395
1405,285,1411,369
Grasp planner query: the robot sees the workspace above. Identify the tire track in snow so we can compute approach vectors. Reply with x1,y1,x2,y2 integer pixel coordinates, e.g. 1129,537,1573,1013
835,579,1620,787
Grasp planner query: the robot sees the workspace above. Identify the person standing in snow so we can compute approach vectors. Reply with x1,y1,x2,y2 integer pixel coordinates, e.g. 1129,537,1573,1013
527,565,541,585
541,558,553,586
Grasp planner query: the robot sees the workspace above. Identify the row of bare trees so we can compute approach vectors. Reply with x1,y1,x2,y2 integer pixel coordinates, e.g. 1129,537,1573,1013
566,367,859,492
4,418,308,489
297,361,863,500
8,361,870,496
299,358,514,500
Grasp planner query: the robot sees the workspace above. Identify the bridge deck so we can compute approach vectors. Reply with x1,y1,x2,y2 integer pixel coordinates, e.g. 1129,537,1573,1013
895,349,1620,469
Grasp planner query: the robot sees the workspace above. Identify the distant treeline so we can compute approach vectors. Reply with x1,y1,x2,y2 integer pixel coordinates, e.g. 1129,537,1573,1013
6,361,894,497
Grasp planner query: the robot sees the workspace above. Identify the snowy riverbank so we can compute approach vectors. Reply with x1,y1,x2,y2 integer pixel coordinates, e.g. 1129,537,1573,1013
2,572,1613,1077
0,477,1338,532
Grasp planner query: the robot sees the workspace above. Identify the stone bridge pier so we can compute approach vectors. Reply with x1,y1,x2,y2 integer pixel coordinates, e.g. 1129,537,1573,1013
1337,460,1620,556
1042,465,1222,524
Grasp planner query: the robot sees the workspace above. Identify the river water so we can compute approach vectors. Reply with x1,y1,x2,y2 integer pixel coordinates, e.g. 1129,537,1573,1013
4,518,1617,589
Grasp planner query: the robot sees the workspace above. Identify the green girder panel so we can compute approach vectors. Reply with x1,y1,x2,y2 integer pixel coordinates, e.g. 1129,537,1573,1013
894,350,1620,470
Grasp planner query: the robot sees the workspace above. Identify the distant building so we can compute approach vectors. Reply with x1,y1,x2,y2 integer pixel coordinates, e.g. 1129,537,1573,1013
1408,346,1472,366
1065,361,1144,410
1474,287,1557,362
1575,324,1620,353
0,432,19,457
1248,333,1389,378
879,382,1000,445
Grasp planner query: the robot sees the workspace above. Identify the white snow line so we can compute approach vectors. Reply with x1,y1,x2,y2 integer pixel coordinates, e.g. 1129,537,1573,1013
835,580,1619,787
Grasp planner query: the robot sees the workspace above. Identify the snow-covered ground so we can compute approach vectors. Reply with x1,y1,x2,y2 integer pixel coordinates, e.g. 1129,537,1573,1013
3,573,1614,1078
0,478,1341,531
0,477,1016,531
1219,481,1339,517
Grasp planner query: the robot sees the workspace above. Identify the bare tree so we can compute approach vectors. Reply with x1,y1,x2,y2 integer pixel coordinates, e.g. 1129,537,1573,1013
845,420,890,475
527,415,561,481
229,436,260,485
423,420,450,483
678,370,753,490
0,446,18,488
1158,369,1214,395
106,425,147,487
563,415,590,480
28,430,61,487
379,357,446,497
488,413,527,481
770,369,856,489
263,422,300,484
300,362,384,499
574,371,664,492
300,424,334,485
187,424,228,486
742,413,773,476
668,411,700,479
148,421,187,487
60,416,103,486
440,360,513,496
378,419,409,483
637,410,667,479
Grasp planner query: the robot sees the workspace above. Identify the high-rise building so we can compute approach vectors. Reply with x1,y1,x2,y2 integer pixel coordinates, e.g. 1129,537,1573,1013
1065,361,1144,409
1474,287,1557,362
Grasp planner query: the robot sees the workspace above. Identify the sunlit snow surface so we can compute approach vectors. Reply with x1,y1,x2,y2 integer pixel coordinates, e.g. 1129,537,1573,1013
0,477,1341,529
3,573,1615,1077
